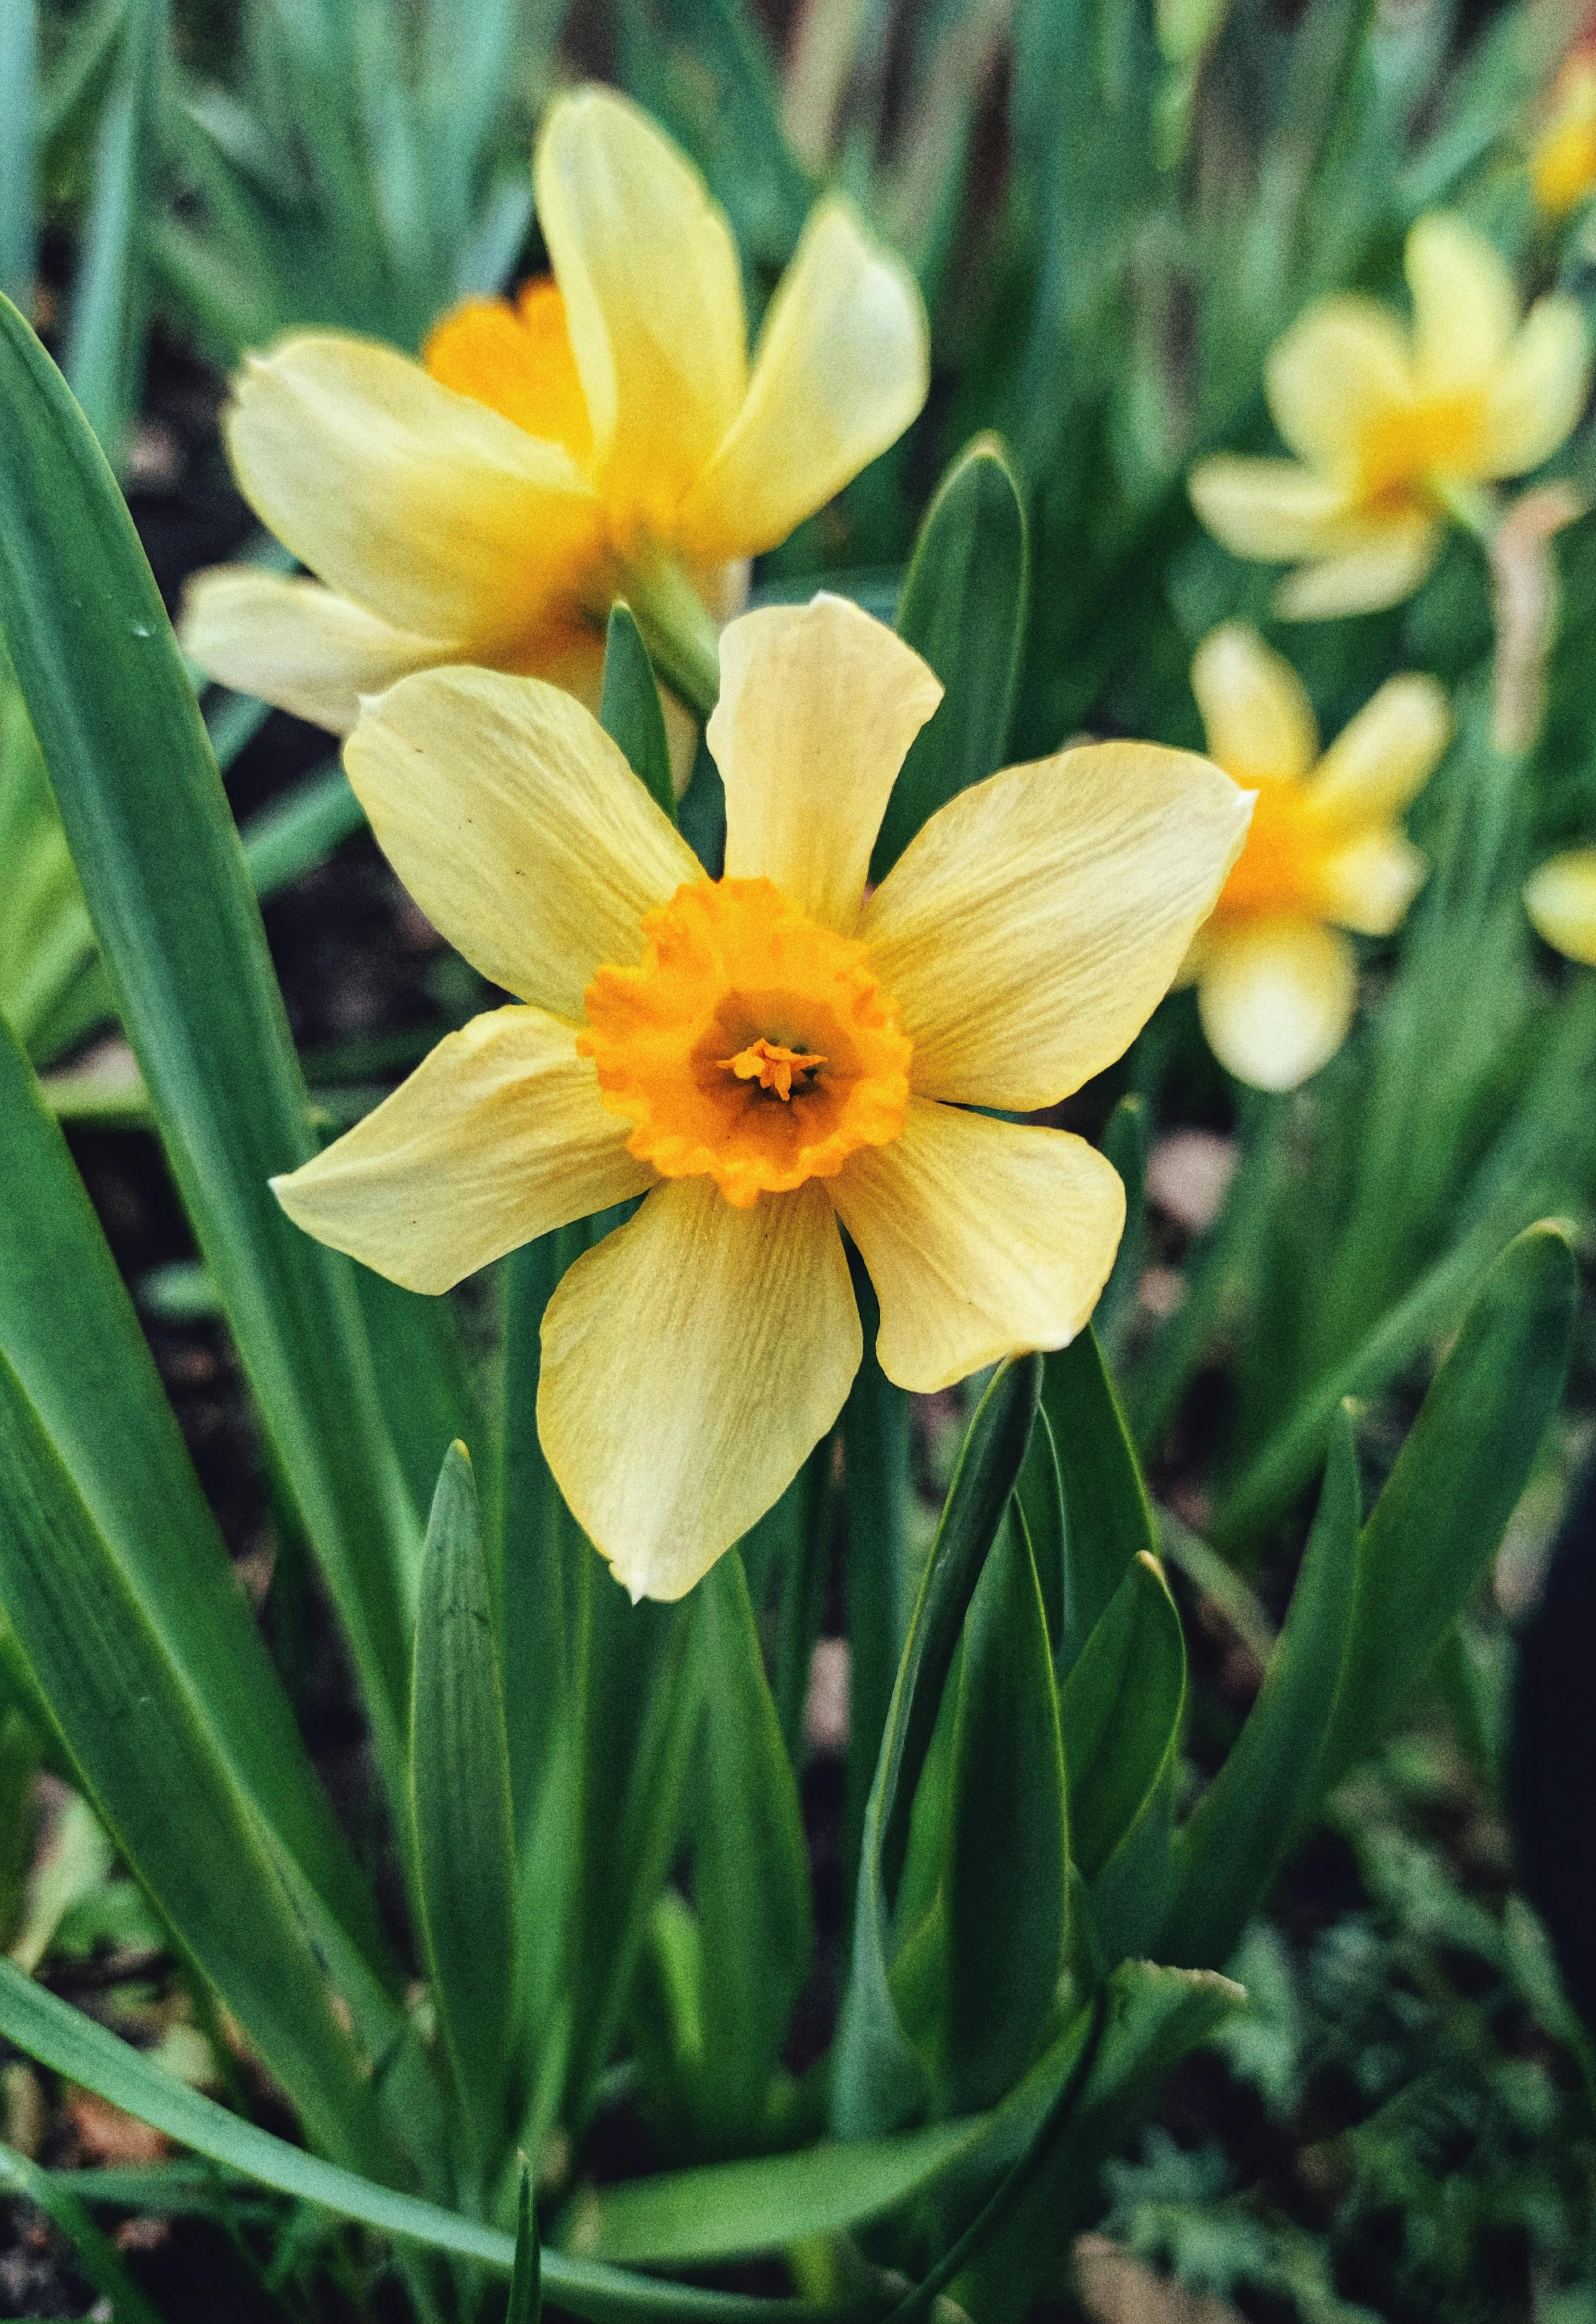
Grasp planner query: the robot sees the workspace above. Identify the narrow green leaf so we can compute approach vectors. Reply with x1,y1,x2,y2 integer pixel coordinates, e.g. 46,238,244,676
1015,1409,1066,1655
0,294,418,1802
603,602,676,823
1161,1409,1360,1971
1059,1552,1185,1881
0,0,38,307
0,1958,820,2323
692,1550,814,2146
832,1357,1042,2141
1043,1327,1157,1674
1316,1223,1577,1797
1097,1094,1148,1352
241,759,366,897
63,0,164,461
842,1285,913,1905
942,1511,1069,2110
0,1344,385,2168
873,436,1028,879
0,2139,166,2324
411,1445,518,2161
508,2165,542,2324
564,2118,988,2266
498,1231,569,1842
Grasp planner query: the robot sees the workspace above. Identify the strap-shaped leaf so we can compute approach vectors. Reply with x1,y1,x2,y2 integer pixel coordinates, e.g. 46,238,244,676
603,602,677,823
0,293,418,1799
1060,1551,1185,1884
62,0,163,460
507,2167,543,2324
411,1445,518,2165
873,435,1028,880
832,1357,1042,2141
1161,1408,1360,1971
1043,1327,1157,1675
1015,1410,1066,1655
942,1509,1069,2111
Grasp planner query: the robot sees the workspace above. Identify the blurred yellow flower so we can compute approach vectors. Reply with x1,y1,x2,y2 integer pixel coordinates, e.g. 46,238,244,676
1531,53,1596,219
1184,622,1450,1088
272,597,1249,1600
1524,846,1596,962
1189,214,1589,620
181,87,928,735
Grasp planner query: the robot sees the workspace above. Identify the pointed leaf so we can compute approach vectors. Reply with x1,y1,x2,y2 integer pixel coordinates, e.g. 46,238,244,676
1060,1552,1185,1882
1043,1327,1157,1675
508,2167,543,2324
603,601,676,822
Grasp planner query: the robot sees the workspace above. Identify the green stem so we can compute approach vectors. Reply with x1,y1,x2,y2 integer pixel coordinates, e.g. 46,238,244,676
626,559,723,725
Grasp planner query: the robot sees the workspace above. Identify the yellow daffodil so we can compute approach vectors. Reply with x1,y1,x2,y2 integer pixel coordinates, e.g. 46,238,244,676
180,87,928,736
1531,52,1596,219
271,597,1249,1600
1525,847,1596,963
1189,213,1589,620
1183,622,1450,1088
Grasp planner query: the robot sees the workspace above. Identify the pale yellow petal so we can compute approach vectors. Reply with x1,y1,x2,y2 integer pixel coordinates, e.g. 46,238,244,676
344,667,701,1018
1306,672,1451,826
1524,847,1596,964
832,1102,1125,1394
1476,296,1591,477
538,1177,860,1601
271,1007,649,1294
534,85,747,527
1265,294,1413,472
1190,622,1318,785
1188,456,1358,561
1404,212,1518,395
1271,518,1442,620
226,335,604,649
1316,828,1429,936
676,199,930,564
711,596,942,932
1197,918,1357,1089
180,567,450,735
862,742,1252,1110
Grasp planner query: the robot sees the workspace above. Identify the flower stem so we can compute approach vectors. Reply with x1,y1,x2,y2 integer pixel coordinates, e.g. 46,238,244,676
626,558,723,724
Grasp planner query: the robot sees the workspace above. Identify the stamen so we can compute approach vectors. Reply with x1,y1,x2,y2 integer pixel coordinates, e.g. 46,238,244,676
717,1037,827,1102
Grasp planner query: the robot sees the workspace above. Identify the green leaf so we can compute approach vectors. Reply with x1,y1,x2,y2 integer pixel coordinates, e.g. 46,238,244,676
508,2165,542,2324
1015,1409,1066,1655
842,1283,914,1905
832,1357,1042,2142
1097,1094,1148,1354
0,0,38,308
497,1231,570,1843
63,0,164,461
0,651,106,1066
691,1550,814,2147
1316,1223,1577,1798
1060,1552,1185,1884
0,293,418,1803
1161,1409,1360,1971
0,1957,820,2324
603,602,676,823
942,1510,1069,2111
240,759,366,898
563,2119,989,2266
0,2139,166,2324
1043,1327,1158,1676
411,1445,518,2164
0,1013,400,2037
872,436,1029,880
0,1342,386,2168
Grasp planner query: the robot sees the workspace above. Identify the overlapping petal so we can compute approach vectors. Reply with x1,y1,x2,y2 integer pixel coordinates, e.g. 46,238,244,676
1271,518,1442,620
861,741,1251,1110
224,335,603,649
1191,622,1318,785
1405,213,1519,393
832,1102,1125,1393
1316,829,1429,936
1306,672,1451,825
1198,918,1357,1090
534,86,747,530
677,200,930,565
1187,456,1358,561
180,570,450,736
271,1007,650,1293
711,597,943,933
1265,295,1411,473
1524,847,1596,964
1477,296,1592,477
538,1177,860,1600
344,668,700,1018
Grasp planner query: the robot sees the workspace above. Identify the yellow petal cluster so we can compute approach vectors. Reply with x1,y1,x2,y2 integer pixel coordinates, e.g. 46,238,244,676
1531,53,1596,219
1184,622,1450,1088
1189,214,1590,619
1524,847,1596,963
272,597,1251,1601
180,87,928,737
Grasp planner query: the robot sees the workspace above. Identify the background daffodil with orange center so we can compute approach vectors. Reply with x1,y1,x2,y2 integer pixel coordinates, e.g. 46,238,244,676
1182,622,1451,1090
179,86,928,738
1189,213,1589,620
271,596,1251,1602
1525,848,1596,964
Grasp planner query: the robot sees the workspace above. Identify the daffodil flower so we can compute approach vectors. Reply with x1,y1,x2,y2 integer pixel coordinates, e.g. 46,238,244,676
1190,214,1589,620
1183,622,1450,1089
180,87,928,736
271,597,1249,1600
1531,53,1596,220
1525,847,1596,964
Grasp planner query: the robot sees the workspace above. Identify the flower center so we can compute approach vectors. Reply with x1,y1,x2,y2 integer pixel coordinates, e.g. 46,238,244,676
1214,778,1340,923
1354,392,1487,512
579,878,912,1207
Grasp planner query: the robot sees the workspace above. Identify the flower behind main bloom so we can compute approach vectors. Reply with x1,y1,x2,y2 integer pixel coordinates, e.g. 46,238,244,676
271,596,1251,1601
1525,847,1596,964
1183,622,1451,1088
1189,213,1589,620
180,86,928,736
